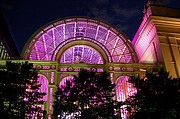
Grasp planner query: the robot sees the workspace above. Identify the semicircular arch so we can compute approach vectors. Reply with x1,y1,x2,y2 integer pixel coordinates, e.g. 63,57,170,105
116,76,137,102
59,76,74,88
37,74,49,101
22,17,138,63
55,40,110,64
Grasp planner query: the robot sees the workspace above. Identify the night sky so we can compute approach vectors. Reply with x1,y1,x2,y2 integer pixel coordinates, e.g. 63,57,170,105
0,0,180,53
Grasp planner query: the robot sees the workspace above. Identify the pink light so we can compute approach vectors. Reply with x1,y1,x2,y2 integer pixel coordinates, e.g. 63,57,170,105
48,115,51,119
43,66,50,70
116,76,137,119
24,17,137,63
60,45,104,64
116,76,137,102
50,72,54,84
120,105,128,119
97,68,104,72
59,76,74,88
49,88,53,110
38,75,48,101
110,73,114,84
133,22,157,63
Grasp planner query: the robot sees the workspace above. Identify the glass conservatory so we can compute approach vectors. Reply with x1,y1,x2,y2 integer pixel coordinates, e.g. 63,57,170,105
21,17,156,118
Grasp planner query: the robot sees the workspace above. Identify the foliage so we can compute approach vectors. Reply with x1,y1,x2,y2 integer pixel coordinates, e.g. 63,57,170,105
0,61,46,119
126,69,180,119
53,69,121,119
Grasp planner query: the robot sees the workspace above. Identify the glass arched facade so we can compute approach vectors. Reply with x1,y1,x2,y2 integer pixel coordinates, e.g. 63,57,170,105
22,17,138,63
21,17,140,118
60,45,104,64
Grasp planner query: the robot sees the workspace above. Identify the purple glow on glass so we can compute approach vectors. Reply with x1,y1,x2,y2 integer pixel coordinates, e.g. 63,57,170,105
51,72,54,83
24,17,137,63
49,88,53,110
116,76,137,102
52,37,112,62
38,75,48,101
60,45,103,64
59,76,74,88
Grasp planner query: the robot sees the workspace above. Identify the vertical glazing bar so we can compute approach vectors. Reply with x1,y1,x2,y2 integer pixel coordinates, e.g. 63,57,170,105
52,28,56,49
74,22,76,37
49,88,53,110
42,35,48,60
51,72,54,84
63,24,66,39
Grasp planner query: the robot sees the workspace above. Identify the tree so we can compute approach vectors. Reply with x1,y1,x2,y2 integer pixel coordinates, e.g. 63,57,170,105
0,61,46,119
53,69,121,119
126,69,180,119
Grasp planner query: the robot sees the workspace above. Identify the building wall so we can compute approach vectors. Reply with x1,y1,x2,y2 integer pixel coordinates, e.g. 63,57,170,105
132,4,180,77
0,40,10,59
0,12,20,59
155,18,180,78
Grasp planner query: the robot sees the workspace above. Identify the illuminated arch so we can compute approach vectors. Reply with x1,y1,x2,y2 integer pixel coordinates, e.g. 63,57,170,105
60,45,104,64
22,17,138,63
116,76,137,102
38,75,48,101
59,76,74,88
56,40,110,63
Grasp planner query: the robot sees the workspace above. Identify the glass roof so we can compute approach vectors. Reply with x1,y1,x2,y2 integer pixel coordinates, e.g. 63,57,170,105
23,17,137,63
60,45,103,64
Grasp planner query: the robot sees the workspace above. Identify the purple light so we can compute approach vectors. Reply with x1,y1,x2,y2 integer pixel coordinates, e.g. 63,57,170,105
59,76,74,88
48,115,51,119
116,76,137,119
24,17,137,63
60,45,103,64
51,72,54,84
133,21,158,63
49,88,53,110
38,75,48,101
116,76,137,102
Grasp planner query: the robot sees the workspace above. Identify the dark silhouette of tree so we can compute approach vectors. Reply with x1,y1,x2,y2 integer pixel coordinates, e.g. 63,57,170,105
126,69,180,119
53,69,121,119
0,61,46,119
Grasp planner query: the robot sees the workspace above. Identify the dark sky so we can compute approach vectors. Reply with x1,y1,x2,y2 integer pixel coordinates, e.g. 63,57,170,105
0,0,180,53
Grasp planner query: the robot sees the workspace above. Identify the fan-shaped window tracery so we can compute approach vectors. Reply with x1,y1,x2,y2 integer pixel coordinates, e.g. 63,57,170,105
23,17,137,63
60,45,103,64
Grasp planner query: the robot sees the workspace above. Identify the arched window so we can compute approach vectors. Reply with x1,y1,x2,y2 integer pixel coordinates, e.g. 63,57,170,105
59,76,74,88
60,45,103,64
116,76,137,119
38,75,48,101
22,17,138,63
116,76,136,102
